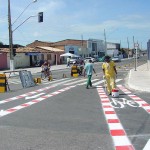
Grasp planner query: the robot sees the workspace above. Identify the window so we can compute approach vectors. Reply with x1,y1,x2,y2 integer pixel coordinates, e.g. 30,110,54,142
92,43,97,51
47,54,51,60
41,54,44,60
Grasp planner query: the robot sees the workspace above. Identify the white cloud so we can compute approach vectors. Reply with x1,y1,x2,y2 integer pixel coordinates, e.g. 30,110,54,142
37,1,65,13
67,14,150,35
33,32,40,37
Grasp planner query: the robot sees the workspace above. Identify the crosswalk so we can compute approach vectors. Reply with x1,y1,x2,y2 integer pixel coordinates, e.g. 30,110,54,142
7,77,123,87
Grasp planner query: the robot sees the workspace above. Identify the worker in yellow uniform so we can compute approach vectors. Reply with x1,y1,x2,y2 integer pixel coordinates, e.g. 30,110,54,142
102,55,117,95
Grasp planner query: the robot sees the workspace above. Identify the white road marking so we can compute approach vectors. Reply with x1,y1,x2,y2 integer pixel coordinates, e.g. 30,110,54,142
143,139,150,150
25,93,45,100
77,79,99,85
64,78,87,85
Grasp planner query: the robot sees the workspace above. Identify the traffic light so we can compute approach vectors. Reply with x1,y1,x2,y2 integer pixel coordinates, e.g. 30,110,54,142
38,12,43,23
13,48,16,56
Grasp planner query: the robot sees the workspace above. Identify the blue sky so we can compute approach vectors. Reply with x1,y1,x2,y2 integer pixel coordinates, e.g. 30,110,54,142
0,0,150,49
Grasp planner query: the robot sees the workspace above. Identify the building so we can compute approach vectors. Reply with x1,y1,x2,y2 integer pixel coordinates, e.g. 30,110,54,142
147,39,150,60
87,39,105,57
27,39,120,58
0,46,64,69
106,42,120,55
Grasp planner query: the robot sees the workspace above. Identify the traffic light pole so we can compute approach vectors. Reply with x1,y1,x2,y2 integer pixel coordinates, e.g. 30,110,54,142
8,0,15,71
8,0,38,71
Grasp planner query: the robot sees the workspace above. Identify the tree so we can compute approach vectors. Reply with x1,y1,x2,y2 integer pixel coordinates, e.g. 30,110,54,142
0,41,4,46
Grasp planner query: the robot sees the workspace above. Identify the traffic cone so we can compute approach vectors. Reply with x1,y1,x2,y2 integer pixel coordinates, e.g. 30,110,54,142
62,74,67,78
34,78,37,84
48,75,53,81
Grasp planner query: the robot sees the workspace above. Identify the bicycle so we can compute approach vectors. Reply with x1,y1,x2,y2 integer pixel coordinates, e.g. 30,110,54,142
110,98,141,108
41,69,52,81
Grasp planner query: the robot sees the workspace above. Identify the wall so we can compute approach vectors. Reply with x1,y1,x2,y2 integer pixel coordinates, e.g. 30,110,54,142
107,42,120,49
0,53,7,69
15,53,30,68
7,53,30,69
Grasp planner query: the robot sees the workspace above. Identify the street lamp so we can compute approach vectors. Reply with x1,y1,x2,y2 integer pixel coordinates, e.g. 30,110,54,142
8,0,37,71
12,0,37,25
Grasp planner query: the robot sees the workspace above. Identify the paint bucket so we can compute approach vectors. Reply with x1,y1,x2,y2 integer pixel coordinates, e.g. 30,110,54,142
73,73,78,78
112,89,119,98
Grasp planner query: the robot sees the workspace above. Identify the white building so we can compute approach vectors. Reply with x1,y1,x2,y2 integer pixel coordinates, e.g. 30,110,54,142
87,39,105,57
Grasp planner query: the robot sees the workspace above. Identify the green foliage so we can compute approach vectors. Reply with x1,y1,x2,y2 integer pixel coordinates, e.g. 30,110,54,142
0,41,4,45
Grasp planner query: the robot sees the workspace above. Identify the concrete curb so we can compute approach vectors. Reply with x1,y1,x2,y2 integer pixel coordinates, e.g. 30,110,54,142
128,68,150,92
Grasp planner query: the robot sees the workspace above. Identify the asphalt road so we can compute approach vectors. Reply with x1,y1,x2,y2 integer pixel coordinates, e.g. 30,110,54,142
0,57,150,150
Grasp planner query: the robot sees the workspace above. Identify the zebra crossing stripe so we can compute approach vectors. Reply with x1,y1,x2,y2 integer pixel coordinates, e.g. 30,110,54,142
77,79,99,85
97,87,135,150
41,78,65,84
117,85,150,114
64,78,87,85
93,80,104,86
53,78,77,86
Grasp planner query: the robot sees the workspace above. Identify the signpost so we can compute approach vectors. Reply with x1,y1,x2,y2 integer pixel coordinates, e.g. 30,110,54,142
134,43,139,71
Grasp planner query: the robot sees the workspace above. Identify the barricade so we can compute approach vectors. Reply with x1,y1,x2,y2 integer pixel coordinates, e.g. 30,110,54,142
71,65,79,77
0,74,7,93
34,78,42,84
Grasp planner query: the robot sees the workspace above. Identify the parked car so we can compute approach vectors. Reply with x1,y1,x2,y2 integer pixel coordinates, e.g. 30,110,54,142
112,56,121,62
84,57,96,63
98,56,105,62
70,57,80,64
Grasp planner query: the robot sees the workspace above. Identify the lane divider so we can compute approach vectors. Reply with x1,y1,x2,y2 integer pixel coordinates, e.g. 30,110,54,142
0,78,78,105
0,85,55,105
0,86,75,117
117,85,150,114
97,86,135,150
0,78,102,105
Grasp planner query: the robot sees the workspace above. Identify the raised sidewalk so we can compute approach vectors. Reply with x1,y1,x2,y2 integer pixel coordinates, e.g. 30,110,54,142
128,63,150,92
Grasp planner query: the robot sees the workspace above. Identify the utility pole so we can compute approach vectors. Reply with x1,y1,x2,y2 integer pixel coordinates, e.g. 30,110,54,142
8,0,38,71
104,29,107,56
81,34,84,57
127,37,129,58
133,36,137,71
8,0,14,71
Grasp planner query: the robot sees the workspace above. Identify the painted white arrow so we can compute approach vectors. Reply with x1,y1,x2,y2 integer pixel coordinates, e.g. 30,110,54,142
25,93,45,100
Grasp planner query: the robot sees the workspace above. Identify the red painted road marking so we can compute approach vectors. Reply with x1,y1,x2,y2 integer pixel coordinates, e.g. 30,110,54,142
117,85,150,114
0,86,75,118
97,87,135,150
0,85,55,105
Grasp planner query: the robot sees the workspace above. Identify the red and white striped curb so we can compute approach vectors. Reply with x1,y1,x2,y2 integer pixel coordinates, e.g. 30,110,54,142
0,86,75,117
97,86,135,150
117,85,150,114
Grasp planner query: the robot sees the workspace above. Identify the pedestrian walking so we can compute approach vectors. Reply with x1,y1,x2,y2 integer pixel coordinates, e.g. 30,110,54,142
67,56,71,67
84,59,96,89
102,55,117,95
